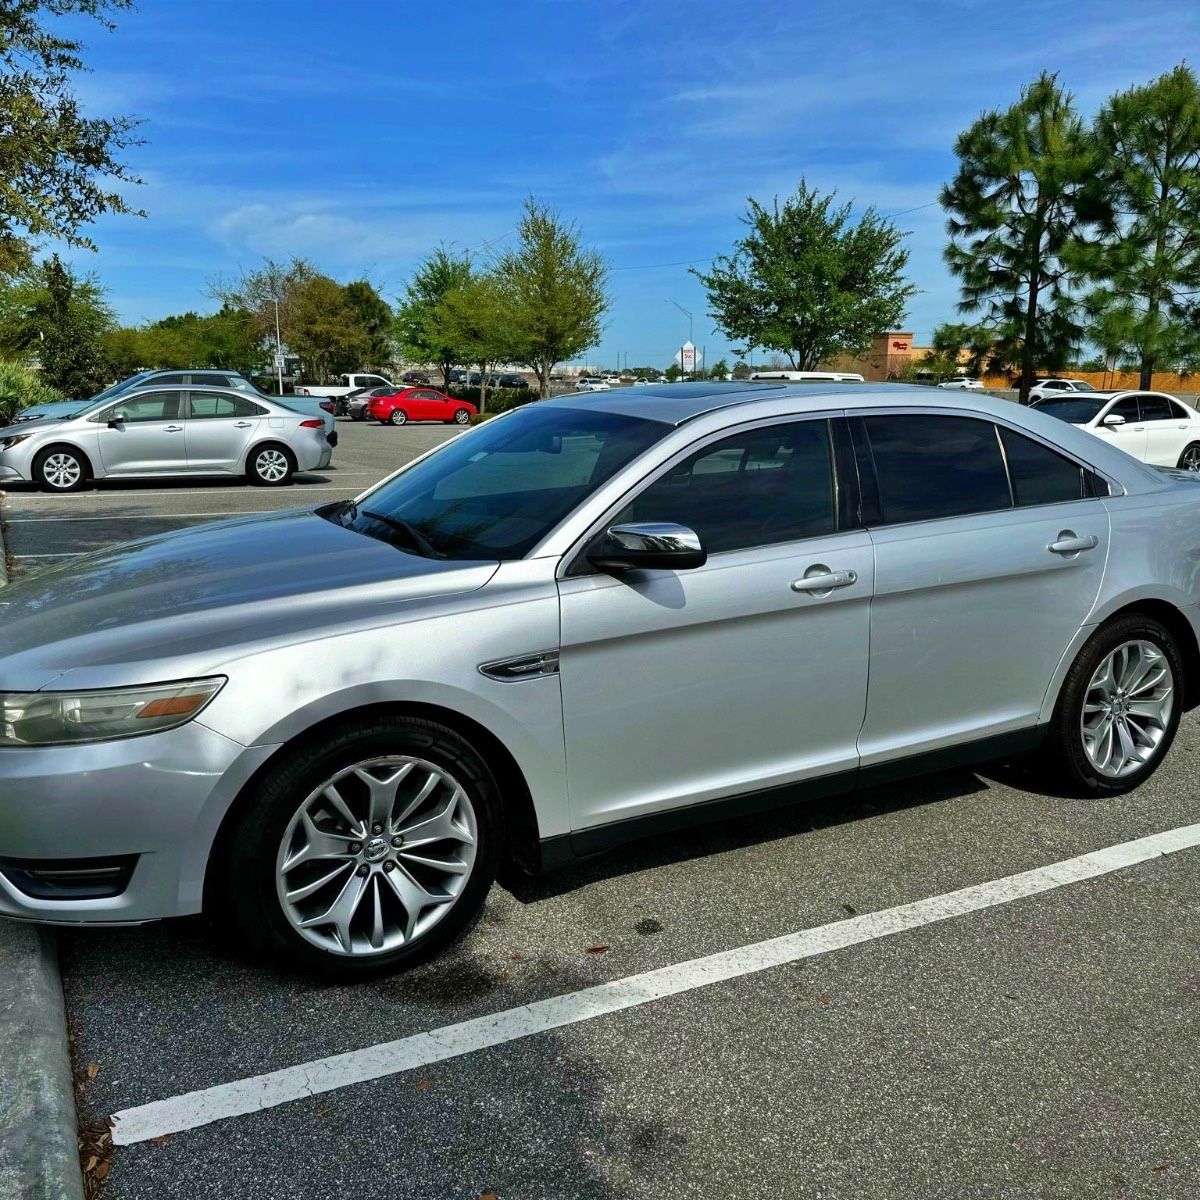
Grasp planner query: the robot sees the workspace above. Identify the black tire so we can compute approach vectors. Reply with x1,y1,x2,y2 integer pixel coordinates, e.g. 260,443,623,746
1177,443,1200,472
247,443,295,487
219,716,500,978
1045,613,1184,795
33,444,90,493
389,409,408,426
451,408,470,425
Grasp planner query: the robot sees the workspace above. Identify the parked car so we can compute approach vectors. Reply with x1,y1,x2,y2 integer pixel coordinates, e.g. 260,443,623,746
346,385,402,422
366,387,477,426
2,382,1198,976
14,399,90,423
0,384,333,491
1028,378,1097,404
468,372,499,388
496,374,528,389
937,378,985,391
575,376,610,391
295,373,396,400
447,369,470,386
1032,390,1200,470
401,371,432,386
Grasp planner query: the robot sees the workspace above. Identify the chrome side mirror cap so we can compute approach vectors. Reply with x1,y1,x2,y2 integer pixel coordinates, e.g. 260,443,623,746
587,522,707,573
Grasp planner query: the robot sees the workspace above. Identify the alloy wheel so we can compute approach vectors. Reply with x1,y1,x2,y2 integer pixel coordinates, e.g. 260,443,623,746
42,452,82,489
1181,445,1200,472
1080,639,1174,779
390,410,407,425
453,408,470,424
255,448,289,482
275,756,478,957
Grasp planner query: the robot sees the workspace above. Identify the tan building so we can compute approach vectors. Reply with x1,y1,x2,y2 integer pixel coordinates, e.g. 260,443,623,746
830,331,932,381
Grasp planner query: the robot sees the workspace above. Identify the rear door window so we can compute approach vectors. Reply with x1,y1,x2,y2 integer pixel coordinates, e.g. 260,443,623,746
998,427,1084,507
862,414,1011,525
1138,394,1174,422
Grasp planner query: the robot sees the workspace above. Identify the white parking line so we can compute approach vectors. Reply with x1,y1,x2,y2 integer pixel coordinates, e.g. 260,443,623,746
108,820,1200,1146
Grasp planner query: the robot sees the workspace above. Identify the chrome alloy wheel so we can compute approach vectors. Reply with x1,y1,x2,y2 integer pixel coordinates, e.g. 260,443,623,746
43,452,83,489
275,757,478,957
255,447,289,482
1080,639,1174,779
1181,445,1200,472
453,408,470,424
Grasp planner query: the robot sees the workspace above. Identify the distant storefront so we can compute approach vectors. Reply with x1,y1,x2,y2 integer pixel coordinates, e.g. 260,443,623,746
830,332,931,381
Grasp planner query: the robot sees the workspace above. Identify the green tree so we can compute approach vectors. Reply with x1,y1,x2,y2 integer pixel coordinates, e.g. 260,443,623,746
429,273,521,412
496,198,609,398
694,182,915,371
0,358,62,423
706,357,730,380
930,321,994,377
731,360,751,379
1078,65,1200,388
343,279,394,371
394,246,474,390
0,0,142,276
210,257,318,360
942,73,1094,402
663,363,682,381
103,306,263,376
289,275,371,382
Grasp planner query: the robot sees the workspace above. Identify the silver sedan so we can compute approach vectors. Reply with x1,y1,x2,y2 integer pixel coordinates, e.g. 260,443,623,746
0,385,333,491
1,383,1197,977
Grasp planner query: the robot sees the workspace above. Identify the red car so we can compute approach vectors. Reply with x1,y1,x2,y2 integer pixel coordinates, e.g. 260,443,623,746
365,387,476,426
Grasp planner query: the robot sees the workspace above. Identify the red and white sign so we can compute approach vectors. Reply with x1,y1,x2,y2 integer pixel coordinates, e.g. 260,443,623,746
677,342,697,372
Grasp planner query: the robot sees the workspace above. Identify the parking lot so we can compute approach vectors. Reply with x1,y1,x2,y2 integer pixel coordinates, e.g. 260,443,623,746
4,419,1200,1198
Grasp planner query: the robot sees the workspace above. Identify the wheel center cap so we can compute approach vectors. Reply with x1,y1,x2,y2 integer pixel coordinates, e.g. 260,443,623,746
363,836,389,863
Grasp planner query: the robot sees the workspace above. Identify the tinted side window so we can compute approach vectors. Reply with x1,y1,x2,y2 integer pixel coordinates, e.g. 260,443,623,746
863,415,1010,524
998,427,1084,506
1110,397,1141,421
152,373,187,386
615,420,836,554
189,392,263,419
111,392,181,422
1138,395,1174,422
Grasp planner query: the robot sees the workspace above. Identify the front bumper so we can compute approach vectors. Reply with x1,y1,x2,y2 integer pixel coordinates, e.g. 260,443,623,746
0,721,278,924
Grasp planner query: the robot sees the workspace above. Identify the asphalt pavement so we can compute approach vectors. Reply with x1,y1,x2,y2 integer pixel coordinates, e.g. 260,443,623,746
5,419,1200,1198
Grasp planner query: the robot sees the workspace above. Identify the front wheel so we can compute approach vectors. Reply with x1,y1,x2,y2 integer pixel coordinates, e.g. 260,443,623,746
1178,443,1200,472
389,409,408,426
451,408,471,425
34,446,90,492
248,443,294,486
1046,614,1183,794
221,716,499,978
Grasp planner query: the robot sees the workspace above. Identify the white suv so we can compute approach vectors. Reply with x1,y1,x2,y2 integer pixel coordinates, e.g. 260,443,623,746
1028,378,1097,403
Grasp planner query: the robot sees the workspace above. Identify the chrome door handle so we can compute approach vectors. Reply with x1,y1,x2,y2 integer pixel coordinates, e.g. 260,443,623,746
164,425,183,432
791,568,858,593
1048,533,1098,555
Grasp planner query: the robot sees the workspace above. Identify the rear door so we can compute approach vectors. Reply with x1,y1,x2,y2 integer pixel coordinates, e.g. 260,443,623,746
184,391,264,472
1139,394,1193,466
854,411,1110,767
94,391,187,474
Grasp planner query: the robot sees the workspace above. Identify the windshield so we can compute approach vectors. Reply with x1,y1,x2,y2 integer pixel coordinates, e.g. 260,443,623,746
1035,397,1108,424
1068,381,1096,392
75,371,155,415
320,405,667,560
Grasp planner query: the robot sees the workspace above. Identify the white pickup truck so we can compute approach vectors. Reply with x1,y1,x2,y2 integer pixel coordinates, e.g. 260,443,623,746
294,373,395,399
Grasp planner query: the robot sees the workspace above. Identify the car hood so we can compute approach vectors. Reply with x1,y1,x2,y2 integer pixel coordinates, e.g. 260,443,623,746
0,508,499,690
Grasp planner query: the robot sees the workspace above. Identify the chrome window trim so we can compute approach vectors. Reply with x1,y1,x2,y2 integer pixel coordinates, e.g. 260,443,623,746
556,409,847,580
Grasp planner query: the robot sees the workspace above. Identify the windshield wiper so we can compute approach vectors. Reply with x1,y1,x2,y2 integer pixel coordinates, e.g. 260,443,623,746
362,510,443,558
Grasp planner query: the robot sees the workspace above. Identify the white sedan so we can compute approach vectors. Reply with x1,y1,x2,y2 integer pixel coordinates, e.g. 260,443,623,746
1033,390,1200,471
574,377,611,392
937,377,985,390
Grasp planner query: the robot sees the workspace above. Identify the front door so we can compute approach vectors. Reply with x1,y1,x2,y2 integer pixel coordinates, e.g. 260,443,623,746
184,390,263,472
1093,395,1146,461
558,416,873,832
854,413,1110,765
94,391,187,475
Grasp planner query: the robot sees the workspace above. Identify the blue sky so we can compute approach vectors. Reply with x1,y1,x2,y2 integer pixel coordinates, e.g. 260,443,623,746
55,0,1200,369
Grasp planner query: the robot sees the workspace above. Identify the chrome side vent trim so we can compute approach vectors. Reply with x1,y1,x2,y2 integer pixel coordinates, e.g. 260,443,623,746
478,650,560,682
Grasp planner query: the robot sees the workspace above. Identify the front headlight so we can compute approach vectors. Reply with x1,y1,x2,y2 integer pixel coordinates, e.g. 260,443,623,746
0,433,32,449
0,678,226,747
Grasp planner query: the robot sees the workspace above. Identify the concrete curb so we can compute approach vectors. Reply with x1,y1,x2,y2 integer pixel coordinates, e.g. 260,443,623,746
0,507,86,1200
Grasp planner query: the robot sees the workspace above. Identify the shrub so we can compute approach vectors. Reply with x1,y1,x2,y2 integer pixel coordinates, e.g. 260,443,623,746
0,361,63,425
449,385,540,414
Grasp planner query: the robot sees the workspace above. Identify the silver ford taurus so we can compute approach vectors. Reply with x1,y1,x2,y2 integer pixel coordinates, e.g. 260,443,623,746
1,382,1198,977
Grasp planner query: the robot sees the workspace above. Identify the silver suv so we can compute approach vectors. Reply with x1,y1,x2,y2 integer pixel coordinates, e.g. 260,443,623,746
1,383,1196,977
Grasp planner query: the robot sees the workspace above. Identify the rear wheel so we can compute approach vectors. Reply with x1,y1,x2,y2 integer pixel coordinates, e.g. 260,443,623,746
221,716,499,978
34,445,90,493
1177,443,1200,472
248,443,294,486
389,409,408,426
1046,614,1183,794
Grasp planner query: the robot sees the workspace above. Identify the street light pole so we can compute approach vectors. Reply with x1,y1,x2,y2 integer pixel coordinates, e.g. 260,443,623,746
273,299,284,396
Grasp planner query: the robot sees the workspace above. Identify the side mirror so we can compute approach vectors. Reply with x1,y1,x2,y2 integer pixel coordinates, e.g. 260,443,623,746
107,413,126,428
1102,413,1126,428
587,522,707,574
